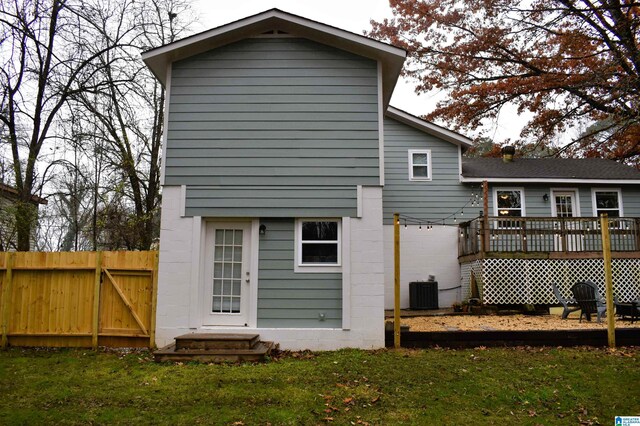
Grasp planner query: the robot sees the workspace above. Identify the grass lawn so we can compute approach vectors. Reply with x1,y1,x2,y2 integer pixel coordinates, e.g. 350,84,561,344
0,346,638,425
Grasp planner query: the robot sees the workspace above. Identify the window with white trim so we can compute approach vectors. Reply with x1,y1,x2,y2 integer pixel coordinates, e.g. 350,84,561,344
296,219,341,270
592,189,623,218
408,150,432,181
494,188,525,228
495,189,524,218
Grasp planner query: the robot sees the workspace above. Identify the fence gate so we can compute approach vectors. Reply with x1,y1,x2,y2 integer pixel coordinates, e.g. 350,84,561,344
0,251,158,349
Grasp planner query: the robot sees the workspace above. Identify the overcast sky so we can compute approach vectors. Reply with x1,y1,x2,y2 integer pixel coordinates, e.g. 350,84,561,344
191,0,521,142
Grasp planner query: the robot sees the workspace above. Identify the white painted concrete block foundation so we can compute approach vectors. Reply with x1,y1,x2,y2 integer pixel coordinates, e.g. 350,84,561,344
156,186,386,350
383,225,462,309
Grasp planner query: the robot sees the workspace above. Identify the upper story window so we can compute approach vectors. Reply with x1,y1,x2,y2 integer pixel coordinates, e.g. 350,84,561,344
592,189,623,218
408,150,432,181
295,219,341,272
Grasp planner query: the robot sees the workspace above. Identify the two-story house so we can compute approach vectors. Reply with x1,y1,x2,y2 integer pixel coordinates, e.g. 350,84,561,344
143,9,640,351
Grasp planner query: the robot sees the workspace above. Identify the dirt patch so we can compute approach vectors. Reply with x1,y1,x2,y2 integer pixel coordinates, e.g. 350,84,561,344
397,314,640,331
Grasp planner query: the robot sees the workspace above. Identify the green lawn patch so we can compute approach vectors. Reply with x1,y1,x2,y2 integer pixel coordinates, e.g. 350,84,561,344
0,346,638,425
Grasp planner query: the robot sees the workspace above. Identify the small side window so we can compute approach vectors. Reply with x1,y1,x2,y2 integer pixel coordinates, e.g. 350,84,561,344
408,150,432,181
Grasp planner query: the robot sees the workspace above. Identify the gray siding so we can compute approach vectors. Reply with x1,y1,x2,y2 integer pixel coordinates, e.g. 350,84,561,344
186,186,357,217
382,116,640,225
383,117,482,225
165,37,380,217
486,184,640,217
257,218,342,328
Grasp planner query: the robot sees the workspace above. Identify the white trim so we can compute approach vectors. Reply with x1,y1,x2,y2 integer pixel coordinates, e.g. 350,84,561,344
591,188,624,217
188,216,202,329
249,219,260,328
385,107,473,148
377,61,385,186
159,65,171,186
462,176,640,184
493,187,526,217
142,9,406,64
341,217,351,330
201,219,253,326
179,185,186,217
550,188,581,217
408,149,432,181
457,145,463,182
356,185,363,218
294,218,342,273
141,9,406,107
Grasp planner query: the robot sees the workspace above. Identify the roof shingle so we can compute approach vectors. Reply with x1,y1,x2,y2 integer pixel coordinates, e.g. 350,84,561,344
461,158,640,180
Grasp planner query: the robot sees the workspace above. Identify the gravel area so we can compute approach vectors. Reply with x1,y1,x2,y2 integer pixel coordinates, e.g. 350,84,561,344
396,314,640,331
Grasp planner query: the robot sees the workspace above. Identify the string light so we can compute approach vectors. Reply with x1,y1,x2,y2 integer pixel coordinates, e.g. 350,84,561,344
394,185,482,230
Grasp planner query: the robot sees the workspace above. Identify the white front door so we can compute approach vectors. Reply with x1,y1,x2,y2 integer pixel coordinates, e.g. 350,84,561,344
203,222,252,326
551,191,582,251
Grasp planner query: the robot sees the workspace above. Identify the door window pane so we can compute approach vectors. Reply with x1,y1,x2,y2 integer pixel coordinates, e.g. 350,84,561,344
212,228,243,314
555,195,574,218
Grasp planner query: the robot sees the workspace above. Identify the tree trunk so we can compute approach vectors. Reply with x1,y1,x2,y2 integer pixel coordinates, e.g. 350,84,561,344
15,199,37,251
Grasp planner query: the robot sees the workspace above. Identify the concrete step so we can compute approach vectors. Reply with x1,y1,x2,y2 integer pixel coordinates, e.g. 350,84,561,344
154,340,274,363
174,333,260,351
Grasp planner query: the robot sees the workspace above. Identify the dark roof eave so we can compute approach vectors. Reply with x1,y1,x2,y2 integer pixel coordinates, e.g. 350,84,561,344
0,184,48,205
460,176,640,183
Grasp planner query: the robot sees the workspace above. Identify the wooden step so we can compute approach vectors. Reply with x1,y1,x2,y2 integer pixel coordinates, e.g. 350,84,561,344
174,333,260,351
154,341,274,363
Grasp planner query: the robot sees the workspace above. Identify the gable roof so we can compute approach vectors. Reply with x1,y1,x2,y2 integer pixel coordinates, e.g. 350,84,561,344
461,158,640,183
385,107,473,149
142,8,407,108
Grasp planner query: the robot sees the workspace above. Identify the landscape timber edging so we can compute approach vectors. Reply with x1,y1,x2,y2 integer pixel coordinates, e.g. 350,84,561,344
384,328,640,348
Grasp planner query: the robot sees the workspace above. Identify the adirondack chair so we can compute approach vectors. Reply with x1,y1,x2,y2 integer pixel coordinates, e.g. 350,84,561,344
551,283,580,319
570,281,607,323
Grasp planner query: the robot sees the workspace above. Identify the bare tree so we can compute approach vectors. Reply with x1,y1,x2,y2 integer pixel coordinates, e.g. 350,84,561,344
72,0,195,249
0,0,133,250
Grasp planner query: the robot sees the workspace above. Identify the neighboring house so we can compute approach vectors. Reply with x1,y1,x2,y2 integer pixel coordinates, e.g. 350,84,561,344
142,9,640,350
0,183,48,251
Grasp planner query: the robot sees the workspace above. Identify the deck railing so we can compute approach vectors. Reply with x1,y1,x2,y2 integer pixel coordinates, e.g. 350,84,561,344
458,216,640,257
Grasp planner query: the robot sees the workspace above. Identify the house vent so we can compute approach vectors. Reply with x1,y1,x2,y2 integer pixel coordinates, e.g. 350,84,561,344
502,145,516,163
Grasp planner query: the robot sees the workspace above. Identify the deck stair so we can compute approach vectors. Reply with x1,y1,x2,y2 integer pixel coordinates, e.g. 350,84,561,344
154,333,274,363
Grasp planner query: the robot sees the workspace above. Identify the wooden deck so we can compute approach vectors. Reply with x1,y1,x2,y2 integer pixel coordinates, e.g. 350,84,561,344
458,216,640,262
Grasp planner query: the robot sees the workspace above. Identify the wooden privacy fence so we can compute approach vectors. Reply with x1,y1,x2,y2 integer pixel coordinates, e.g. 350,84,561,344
0,251,158,349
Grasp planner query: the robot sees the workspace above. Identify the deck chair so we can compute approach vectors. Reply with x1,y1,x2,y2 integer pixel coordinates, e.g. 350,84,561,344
551,283,580,319
570,281,606,323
